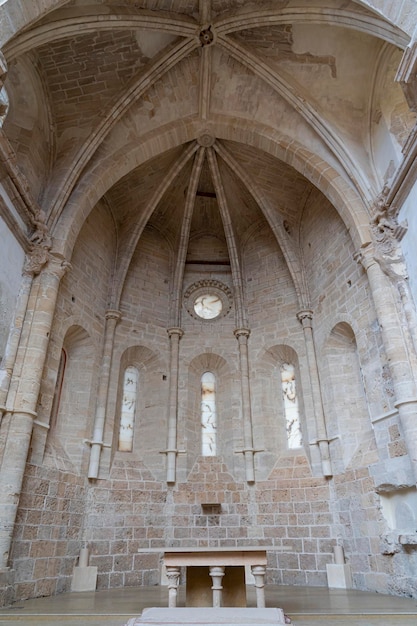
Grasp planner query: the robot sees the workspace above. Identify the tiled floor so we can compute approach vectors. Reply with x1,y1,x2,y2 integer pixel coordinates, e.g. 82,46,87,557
0,585,416,625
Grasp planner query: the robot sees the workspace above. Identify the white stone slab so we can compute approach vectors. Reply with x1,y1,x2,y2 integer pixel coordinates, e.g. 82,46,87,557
125,607,288,625
70,565,98,592
326,563,353,589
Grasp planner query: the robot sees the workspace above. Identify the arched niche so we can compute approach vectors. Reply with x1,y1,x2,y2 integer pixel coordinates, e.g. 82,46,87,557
254,344,308,474
47,324,94,473
322,321,371,471
185,352,232,476
109,344,166,478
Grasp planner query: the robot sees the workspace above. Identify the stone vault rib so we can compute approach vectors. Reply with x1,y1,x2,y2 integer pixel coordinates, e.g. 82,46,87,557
213,140,310,309
110,141,200,309
214,6,408,48
3,10,198,59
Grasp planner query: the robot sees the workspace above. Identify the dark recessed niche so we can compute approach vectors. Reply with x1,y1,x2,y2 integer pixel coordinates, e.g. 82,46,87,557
201,503,221,515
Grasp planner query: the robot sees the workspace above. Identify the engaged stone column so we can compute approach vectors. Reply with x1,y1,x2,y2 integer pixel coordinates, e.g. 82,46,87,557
297,310,332,477
356,243,417,482
0,252,69,570
87,309,121,479
209,565,225,608
165,327,183,484
234,328,256,483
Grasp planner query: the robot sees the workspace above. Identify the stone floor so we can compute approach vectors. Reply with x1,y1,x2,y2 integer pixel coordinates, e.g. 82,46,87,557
0,585,416,626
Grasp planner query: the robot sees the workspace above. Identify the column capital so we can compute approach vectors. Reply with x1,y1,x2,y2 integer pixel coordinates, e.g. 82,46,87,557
23,246,50,277
105,309,122,323
297,309,314,327
167,327,184,339
45,252,72,280
234,327,250,340
353,242,377,272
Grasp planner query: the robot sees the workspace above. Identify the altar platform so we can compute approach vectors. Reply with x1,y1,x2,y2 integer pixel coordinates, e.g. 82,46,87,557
1,585,416,626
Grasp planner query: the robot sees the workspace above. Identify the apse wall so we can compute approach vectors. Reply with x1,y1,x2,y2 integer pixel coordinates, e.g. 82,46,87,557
6,187,417,602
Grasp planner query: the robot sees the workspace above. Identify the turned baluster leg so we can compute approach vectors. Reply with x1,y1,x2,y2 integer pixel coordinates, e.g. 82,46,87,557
251,564,266,608
209,565,225,608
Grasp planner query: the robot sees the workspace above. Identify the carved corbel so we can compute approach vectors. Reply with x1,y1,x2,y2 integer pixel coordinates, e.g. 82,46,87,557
370,215,408,282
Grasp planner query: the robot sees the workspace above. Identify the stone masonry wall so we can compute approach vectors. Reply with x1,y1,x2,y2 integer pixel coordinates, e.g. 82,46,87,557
9,464,86,602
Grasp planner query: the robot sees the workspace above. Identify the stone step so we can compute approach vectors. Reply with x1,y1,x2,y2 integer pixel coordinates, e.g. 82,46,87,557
125,607,288,625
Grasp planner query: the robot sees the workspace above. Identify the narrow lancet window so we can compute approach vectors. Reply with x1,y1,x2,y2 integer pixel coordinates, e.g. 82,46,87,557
118,365,138,452
201,371,217,456
281,363,302,448
50,349,66,432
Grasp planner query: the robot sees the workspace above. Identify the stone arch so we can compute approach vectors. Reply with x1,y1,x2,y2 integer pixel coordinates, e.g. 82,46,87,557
52,116,372,266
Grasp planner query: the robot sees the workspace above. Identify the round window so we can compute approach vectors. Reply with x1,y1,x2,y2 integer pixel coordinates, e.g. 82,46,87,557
193,293,223,319
184,280,232,321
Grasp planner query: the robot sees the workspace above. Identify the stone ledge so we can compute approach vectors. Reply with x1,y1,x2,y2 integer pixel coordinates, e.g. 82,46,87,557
125,607,288,625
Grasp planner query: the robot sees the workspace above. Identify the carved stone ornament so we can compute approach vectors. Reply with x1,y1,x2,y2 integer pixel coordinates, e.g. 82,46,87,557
29,210,52,249
184,279,232,321
197,133,215,147
199,26,214,46
23,246,51,276
371,216,408,281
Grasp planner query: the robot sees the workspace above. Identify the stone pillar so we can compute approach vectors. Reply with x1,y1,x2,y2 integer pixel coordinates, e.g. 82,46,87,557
234,328,255,483
166,327,183,484
356,243,417,482
297,310,332,477
0,252,69,570
209,565,225,608
251,564,266,608
87,309,121,479
165,566,181,608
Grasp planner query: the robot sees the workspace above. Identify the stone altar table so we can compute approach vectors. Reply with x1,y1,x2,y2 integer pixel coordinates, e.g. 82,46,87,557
162,547,268,609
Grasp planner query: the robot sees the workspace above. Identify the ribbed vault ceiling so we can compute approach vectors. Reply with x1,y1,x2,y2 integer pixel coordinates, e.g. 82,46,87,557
1,0,415,308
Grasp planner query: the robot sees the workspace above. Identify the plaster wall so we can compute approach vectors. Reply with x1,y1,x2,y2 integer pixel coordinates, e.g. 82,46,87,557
399,180,417,308
0,215,24,361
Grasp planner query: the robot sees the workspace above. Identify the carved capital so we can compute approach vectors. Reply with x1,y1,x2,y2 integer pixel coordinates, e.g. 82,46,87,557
167,327,184,339
105,309,122,323
370,215,408,281
234,327,250,340
354,243,376,272
297,309,314,328
23,246,50,277
45,253,71,280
